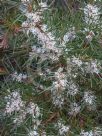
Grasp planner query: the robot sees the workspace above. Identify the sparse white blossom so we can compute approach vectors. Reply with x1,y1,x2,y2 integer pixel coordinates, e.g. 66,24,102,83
21,0,30,3
83,91,96,105
53,68,67,90
55,120,70,136
80,130,93,136
13,109,27,125
85,60,100,74
27,102,41,126
85,31,95,43
51,68,67,107
28,129,39,136
69,102,81,115
12,71,27,82
63,27,76,43
51,92,64,108
94,127,102,136
41,131,46,136
84,4,100,25
25,12,41,23
80,127,102,136
67,81,79,96
39,2,48,9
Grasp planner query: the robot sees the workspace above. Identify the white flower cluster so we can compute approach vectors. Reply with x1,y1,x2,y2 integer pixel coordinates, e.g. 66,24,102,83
84,4,100,25
27,102,41,127
69,102,81,116
94,0,101,2
81,28,95,44
80,127,102,136
63,27,76,44
12,71,27,82
39,2,48,9
67,56,101,75
71,56,83,67
83,91,96,105
25,12,41,23
4,90,41,127
80,130,94,136
5,91,25,114
85,60,100,74
51,93,64,108
51,68,67,108
54,68,67,90
85,31,95,43
21,0,30,3
22,2,62,61
67,80,79,96
28,129,46,136
94,127,102,136
55,119,70,136
30,45,46,55
13,102,41,126
28,129,39,136
13,109,27,124
67,56,83,76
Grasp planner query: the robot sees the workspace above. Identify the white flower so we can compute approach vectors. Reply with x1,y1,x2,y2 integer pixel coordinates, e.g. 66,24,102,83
54,68,65,79
25,12,41,23
94,0,101,2
84,4,100,24
5,91,25,114
52,93,64,108
83,91,96,105
67,81,79,96
13,102,42,126
52,79,65,108
53,68,67,90
69,102,81,115
71,56,83,67
55,120,70,135
27,102,40,117
94,127,102,136
51,68,68,107
85,60,100,74
51,81,65,108
22,74,27,79
80,128,102,136
13,109,27,125
53,80,66,90
39,2,48,9
23,19,61,60
80,130,93,136
63,27,76,43
27,102,41,126
12,71,18,80
21,1,63,61
12,72,27,82
86,31,95,43
59,125,70,135
16,73,23,82
28,130,39,136
21,0,30,3
41,131,46,136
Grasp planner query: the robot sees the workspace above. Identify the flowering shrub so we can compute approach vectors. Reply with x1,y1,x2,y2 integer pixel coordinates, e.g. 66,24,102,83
0,0,102,136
